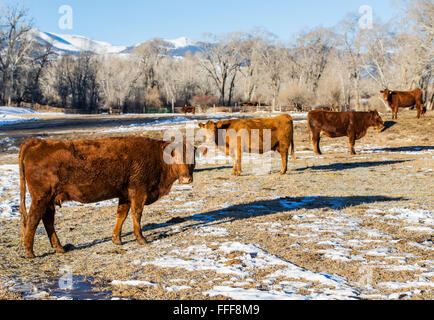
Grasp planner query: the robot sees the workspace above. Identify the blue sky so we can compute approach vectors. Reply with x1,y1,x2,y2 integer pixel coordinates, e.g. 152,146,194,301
3,0,399,45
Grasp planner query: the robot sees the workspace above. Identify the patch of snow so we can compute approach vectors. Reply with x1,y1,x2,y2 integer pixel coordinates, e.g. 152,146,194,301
111,280,157,287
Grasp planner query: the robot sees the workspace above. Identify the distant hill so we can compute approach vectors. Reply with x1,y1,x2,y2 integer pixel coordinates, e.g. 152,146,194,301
29,29,205,58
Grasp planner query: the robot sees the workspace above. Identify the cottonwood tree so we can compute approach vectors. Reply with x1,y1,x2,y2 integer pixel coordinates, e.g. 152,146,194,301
98,56,143,112
291,28,335,94
197,32,246,106
259,41,289,108
402,0,434,109
337,13,368,110
237,29,276,103
48,53,100,111
0,5,33,105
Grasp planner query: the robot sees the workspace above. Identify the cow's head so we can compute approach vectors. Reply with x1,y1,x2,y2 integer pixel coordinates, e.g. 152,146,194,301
163,142,196,184
380,89,393,102
369,110,384,132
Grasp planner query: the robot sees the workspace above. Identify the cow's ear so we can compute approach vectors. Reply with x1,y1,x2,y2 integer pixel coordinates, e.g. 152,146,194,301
162,144,177,160
216,120,231,129
198,123,204,128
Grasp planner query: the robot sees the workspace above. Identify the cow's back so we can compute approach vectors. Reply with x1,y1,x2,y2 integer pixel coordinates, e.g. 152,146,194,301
308,110,352,137
21,137,167,204
223,114,293,153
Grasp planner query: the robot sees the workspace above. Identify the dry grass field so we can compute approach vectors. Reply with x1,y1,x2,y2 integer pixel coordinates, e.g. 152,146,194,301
0,110,432,300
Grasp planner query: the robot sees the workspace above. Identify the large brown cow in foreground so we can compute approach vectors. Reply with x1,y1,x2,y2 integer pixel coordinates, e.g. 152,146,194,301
198,114,295,176
380,89,425,119
19,137,195,259
308,110,384,155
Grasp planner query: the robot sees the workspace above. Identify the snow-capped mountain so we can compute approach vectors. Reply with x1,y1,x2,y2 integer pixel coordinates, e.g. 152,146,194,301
30,29,204,58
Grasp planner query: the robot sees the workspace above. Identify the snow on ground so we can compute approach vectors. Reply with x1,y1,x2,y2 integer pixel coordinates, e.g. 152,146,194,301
136,241,359,300
0,106,66,127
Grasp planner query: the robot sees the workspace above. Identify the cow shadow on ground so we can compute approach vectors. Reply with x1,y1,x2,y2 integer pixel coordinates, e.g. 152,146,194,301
142,195,406,242
367,146,434,153
67,194,405,251
295,160,409,173
381,121,396,132
195,165,233,173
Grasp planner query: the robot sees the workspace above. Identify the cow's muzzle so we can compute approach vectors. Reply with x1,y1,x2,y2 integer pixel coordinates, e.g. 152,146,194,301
179,176,193,184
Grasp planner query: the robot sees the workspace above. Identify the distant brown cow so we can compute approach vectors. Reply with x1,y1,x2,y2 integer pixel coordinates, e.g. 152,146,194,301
308,110,384,155
198,114,295,176
380,89,425,119
241,101,264,107
181,106,196,115
19,137,195,258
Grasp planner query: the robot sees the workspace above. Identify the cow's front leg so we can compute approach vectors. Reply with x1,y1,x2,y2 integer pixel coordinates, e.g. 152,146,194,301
349,134,357,155
112,198,131,245
130,194,147,245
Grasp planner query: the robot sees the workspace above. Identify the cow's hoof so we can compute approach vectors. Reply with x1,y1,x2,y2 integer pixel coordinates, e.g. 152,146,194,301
55,246,66,254
25,251,36,259
280,170,287,175
136,237,148,245
112,236,123,246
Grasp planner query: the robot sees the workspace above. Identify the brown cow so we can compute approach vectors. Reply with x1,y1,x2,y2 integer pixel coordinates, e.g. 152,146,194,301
198,114,295,176
241,101,264,107
19,137,195,258
380,89,425,119
181,106,196,115
308,110,384,155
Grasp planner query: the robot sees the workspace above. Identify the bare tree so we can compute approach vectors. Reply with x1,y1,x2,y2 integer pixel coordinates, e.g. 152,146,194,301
198,32,245,106
0,5,33,105
403,0,434,109
337,13,367,110
259,41,289,108
291,27,335,93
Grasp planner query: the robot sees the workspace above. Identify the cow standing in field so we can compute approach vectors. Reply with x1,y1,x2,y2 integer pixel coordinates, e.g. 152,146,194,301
198,114,295,176
307,110,384,155
181,106,196,115
380,89,425,120
19,137,195,259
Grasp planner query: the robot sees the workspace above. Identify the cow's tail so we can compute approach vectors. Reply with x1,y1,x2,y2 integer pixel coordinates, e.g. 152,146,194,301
290,119,296,162
307,114,312,143
18,138,39,248
18,142,27,248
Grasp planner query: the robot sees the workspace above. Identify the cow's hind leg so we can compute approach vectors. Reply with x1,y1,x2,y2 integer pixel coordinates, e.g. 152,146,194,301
312,131,322,155
24,199,47,258
130,195,147,245
42,202,65,254
279,148,288,175
112,198,131,245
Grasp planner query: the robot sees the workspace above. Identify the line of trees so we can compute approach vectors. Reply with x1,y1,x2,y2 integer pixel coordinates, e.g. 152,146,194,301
0,1,433,113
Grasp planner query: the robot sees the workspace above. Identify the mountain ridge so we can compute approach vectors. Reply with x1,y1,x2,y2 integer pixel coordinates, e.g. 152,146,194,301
30,29,204,57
